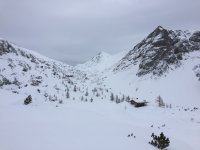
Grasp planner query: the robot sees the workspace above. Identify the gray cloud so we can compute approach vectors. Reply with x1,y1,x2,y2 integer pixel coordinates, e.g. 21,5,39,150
0,0,200,65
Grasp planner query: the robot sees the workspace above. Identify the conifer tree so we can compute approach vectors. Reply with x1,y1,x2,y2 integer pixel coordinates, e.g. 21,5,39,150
156,95,165,107
149,132,170,150
85,90,89,96
126,96,130,101
73,85,77,92
121,94,125,102
81,96,84,101
110,93,114,101
96,92,100,97
66,90,70,99
24,95,32,105
90,98,93,102
116,95,120,104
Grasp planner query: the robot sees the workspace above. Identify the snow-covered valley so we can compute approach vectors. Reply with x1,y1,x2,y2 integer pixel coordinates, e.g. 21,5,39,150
0,26,200,150
0,90,200,150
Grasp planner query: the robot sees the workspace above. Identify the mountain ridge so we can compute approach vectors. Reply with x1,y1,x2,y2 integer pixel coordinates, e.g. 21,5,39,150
75,50,127,73
113,26,200,77
1,27,200,150
0,26,200,107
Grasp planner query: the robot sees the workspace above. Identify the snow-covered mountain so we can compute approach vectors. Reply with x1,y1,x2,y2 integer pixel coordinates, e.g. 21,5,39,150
114,26,200,77
0,26,200,150
0,39,107,105
76,51,127,73
94,26,200,107
1,26,200,106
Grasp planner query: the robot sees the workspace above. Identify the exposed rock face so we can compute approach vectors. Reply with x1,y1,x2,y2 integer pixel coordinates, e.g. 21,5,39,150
114,26,200,77
0,40,18,55
190,31,200,42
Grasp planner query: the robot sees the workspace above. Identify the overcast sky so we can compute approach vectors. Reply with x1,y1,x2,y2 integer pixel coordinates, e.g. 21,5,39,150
0,0,200,65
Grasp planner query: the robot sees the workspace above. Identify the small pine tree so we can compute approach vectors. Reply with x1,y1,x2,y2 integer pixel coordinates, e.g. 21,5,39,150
81,96,84,101
169,104,172,108
73,85,77,92
66,90,70,99
116,95,120,104
92,87,97,94
166,104,168,108
110,93,114,101
90,98,93,102
85,91,89,96
24,95,32,105
126,96,130,101
149,132,170,150
121,94,125,102
156,95,165,107
96,92,100,97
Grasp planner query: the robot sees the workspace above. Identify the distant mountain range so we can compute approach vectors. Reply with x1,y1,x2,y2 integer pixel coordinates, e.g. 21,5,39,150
1,26,200,106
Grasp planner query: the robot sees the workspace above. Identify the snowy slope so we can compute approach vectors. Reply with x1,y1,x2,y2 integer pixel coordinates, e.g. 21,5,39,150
100,26,200,107
103,51,200,107
0,89,200,150
0,26,200,150
76,51,127,73
0,38,118,106
0,39,93,104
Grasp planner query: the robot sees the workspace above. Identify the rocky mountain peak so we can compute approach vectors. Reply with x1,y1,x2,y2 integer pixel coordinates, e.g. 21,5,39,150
0,39,18,56
190,31,200,42
147,25,167,38
85,51,110,64
114,27,200,77
135,26,175,51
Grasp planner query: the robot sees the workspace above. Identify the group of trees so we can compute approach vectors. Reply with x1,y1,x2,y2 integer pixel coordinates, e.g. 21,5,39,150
156,95,165,107
28,85,173,109
156,95,172,108
67,86,99,102
80,96,93,102
110,93,130,104
51,83,123,103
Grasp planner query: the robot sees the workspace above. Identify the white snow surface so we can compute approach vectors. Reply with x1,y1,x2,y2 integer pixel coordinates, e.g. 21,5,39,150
103,51,200,107
0,37,200,150
0,89,200,150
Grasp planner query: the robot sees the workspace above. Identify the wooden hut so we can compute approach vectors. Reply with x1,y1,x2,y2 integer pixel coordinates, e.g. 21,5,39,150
129,100,148,108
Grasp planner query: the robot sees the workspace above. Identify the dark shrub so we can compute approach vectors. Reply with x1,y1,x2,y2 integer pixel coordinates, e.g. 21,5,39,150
24,95,32,105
